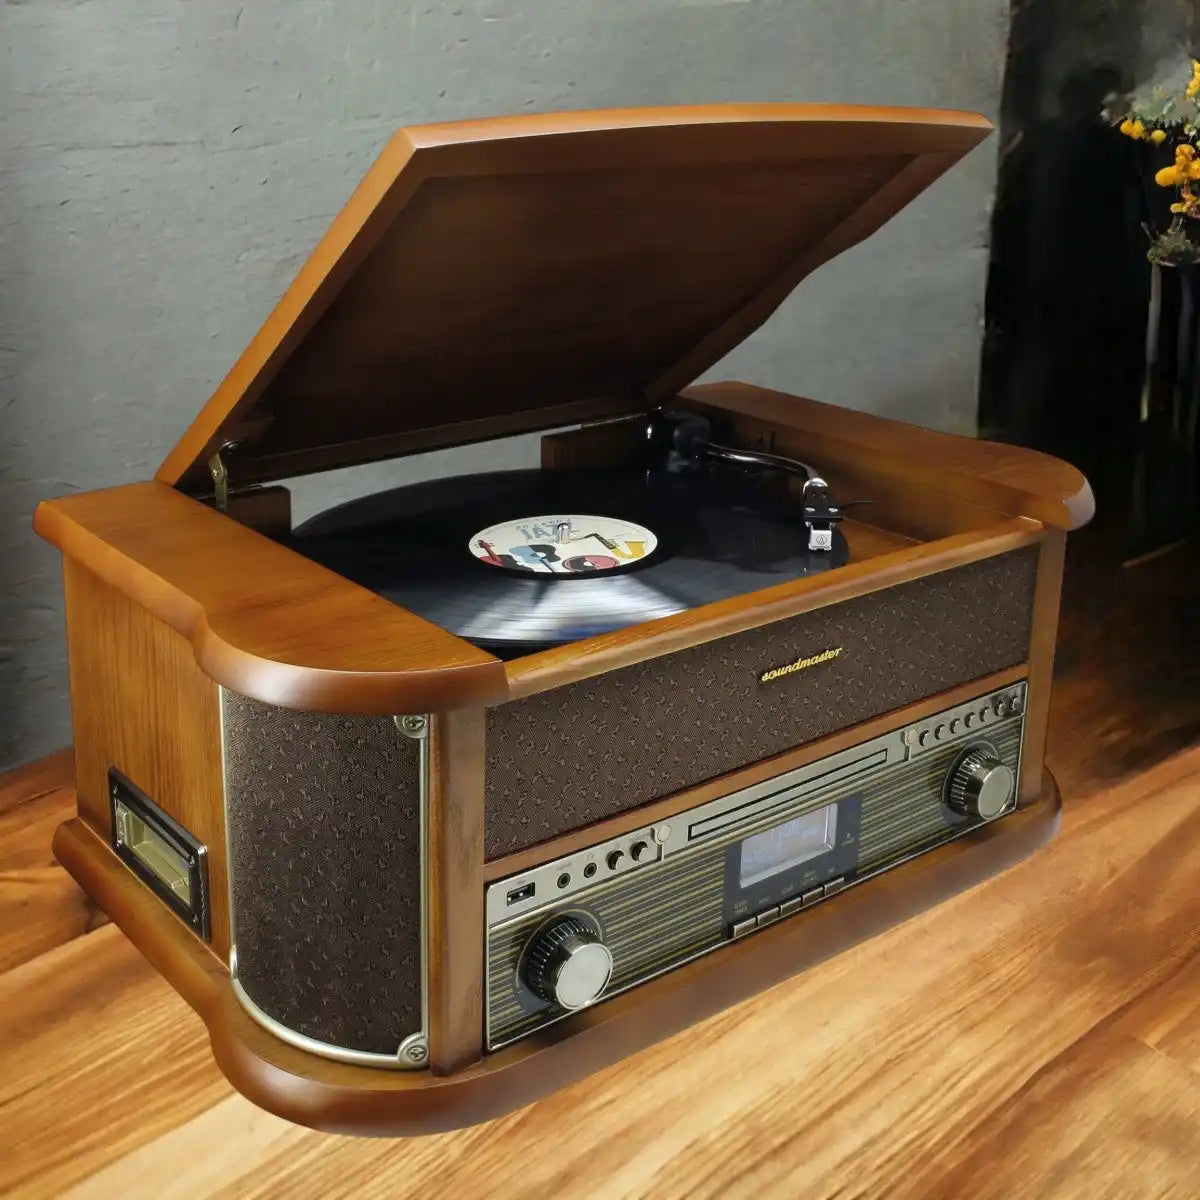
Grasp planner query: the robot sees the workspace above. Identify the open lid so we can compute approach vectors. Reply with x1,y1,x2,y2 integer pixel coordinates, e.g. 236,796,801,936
158,104,991,495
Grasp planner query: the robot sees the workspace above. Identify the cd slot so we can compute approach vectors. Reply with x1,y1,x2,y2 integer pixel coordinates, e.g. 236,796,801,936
687,747,889,841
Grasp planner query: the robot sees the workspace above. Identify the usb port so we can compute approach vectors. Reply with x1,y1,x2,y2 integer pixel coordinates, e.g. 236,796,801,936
506,882,536,906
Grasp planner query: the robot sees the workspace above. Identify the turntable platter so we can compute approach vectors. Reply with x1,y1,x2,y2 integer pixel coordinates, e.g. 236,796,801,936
290,469,848,655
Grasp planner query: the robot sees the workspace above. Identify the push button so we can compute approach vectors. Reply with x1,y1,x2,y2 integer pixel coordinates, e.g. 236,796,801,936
822,876,845,898
755,906,781,928
780,895,806,918
731,917,757,938
801,886,824,906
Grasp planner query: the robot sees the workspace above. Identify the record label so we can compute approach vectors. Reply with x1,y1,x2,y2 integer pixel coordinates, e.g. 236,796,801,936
469,514,658,575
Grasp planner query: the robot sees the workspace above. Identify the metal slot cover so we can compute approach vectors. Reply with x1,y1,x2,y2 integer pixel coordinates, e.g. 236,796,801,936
109,769,209,939
114,800,193,904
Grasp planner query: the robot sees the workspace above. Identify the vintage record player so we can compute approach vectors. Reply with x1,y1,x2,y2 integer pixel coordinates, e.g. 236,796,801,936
34,104,1093,1135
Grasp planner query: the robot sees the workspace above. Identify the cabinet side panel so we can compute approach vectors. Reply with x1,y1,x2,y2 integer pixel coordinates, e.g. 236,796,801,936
62,559,228,956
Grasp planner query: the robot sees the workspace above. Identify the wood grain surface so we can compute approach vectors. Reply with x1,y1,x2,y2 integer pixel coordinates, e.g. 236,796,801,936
62,562,230,957
34,481,509,714
151,105,989,493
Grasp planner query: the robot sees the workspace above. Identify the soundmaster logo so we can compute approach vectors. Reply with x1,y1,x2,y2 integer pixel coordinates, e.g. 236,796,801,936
759,646,842,684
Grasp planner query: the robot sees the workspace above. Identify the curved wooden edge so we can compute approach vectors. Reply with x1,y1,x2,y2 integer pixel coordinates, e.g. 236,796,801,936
54,771,1061,1137
404,103,992,150
34,482,508,714
683,382,1096,532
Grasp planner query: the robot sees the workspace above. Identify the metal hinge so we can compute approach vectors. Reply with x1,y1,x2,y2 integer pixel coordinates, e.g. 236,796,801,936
207,441,241,513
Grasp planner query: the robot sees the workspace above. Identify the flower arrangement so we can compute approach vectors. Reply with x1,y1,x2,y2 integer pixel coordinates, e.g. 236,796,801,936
1112,58,1200,265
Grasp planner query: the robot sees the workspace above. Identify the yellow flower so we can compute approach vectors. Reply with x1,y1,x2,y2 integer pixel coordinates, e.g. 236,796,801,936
1151,129,1168,145
1157,164,1184,187
1177,143,1196,161
1130,120,1146,139
1120,118,1136,136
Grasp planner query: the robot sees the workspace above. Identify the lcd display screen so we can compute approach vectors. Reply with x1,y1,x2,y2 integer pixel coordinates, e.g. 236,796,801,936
739,803,838,887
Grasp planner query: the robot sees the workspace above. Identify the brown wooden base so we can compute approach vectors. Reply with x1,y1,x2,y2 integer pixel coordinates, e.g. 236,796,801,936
53,773,1061,1137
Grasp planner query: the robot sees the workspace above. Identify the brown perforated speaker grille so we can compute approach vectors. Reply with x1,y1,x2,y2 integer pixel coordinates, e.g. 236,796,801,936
484,547,1039,858
222,694,422,1055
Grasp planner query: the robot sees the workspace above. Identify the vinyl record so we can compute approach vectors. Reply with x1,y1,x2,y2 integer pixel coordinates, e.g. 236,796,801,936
291,468,848,655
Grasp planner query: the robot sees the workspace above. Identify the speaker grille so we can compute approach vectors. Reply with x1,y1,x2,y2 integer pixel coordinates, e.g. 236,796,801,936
484,547,1038,859
222,694,423,1055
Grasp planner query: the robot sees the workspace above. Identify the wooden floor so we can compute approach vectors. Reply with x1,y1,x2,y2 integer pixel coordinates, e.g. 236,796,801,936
2,536,1199,1199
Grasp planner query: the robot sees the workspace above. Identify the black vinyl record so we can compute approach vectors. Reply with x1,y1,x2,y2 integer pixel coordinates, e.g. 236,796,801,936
290,468,848,655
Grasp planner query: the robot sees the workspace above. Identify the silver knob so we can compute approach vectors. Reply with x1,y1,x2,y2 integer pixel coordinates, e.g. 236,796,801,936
946,749,1015,820
522,917,613,1011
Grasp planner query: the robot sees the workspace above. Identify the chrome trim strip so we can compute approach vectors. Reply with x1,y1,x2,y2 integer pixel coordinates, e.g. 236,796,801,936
394,713,431,1069
230,967,411,1068
686,748,889,840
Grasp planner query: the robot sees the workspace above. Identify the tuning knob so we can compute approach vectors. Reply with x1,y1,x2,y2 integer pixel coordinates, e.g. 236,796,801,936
946,748,1015,820
522,917,613,1011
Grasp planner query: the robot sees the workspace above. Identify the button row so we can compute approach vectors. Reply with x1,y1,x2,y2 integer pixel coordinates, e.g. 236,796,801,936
730,877,846,939
908,690,1024,750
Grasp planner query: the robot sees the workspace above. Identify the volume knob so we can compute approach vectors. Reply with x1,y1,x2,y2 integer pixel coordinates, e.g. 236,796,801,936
946,749,1014,820
521,917,613,1011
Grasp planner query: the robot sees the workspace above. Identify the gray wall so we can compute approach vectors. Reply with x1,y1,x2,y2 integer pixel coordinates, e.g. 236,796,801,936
0,0,1007,770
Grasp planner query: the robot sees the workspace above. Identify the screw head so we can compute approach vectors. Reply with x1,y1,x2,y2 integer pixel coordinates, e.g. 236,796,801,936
403,1043,427,1064
397,715,428,736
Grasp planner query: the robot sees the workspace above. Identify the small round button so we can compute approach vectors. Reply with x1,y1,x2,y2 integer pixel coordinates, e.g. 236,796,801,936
949,718,960,734
934,724,946,740
978,708,990,723
583,862,598,879
963,712,975,728
995,699,1008,717
630,841,652,863
556,872,571,889
1009,693,1024,714
606,849,625,871
918,730,933,747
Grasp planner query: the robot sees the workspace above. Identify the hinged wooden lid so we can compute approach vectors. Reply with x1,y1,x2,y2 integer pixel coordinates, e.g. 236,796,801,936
157,104,991,495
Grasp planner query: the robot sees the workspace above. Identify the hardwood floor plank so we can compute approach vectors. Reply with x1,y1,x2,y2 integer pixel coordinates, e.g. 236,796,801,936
1114,951,1200,1079
0,749,73,817
918,1029,1200,1200
61,1096,303,1200
0,926,230,1199
17,748,1197,1199
0,784,105,973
